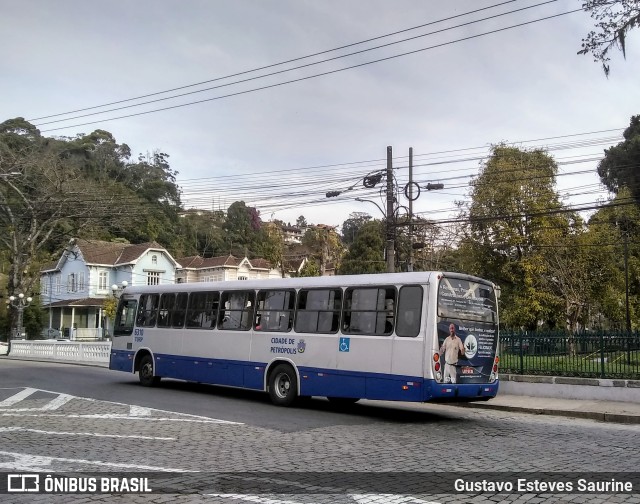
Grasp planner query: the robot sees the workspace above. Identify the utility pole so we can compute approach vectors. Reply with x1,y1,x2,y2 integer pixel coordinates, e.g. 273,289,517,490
386,146,395,273
408,147,414,272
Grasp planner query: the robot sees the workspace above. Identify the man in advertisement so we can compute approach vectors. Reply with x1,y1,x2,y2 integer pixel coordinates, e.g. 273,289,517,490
440,323,465,384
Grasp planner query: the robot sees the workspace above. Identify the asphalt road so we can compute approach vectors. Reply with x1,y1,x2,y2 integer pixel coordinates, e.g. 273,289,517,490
0,359,639,504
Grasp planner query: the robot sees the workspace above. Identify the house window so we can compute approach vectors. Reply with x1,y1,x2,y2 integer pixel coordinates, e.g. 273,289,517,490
98,271,108,291
55,275,61,294
68,273,77,293
147,271,161,286
42,278,49,295
238,276,248,281
152,255,158,265
78,272,85,292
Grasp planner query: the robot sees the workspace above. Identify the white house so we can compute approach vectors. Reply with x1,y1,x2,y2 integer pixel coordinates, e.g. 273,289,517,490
175,254,285,283
40,239,179,340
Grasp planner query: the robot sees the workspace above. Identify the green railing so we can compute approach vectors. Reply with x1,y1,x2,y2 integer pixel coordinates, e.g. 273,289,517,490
499,331,640,379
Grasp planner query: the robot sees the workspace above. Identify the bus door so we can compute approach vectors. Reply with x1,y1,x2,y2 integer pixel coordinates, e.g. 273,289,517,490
390,285,427,383
337,286,395,399
110,296,138,372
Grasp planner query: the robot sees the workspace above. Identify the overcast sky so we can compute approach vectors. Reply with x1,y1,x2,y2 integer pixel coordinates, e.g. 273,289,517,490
2,0,639,230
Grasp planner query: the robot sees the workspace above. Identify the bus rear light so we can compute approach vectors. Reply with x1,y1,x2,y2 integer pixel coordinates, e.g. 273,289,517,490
402,385,409,390
492,364,498,372
434,362,441,372
494,356,500,364
433,353,440,362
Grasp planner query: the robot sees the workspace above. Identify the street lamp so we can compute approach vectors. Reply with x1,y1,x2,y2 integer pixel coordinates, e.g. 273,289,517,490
8,293,33,339
355,197,386,218
111,280,128,298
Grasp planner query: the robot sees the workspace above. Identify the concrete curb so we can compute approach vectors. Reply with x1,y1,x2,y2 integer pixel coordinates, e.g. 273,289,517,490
460,402,640,424
0,355,110,368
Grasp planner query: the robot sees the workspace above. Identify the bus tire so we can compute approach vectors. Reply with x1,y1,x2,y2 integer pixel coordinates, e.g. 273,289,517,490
139,354,161,387
268,364,298,406
327,397,360,406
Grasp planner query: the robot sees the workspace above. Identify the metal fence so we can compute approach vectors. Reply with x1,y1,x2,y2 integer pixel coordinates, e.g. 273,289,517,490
499,331,640,379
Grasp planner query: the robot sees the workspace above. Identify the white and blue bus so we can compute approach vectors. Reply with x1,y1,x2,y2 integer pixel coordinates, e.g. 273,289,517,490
109,271,500,406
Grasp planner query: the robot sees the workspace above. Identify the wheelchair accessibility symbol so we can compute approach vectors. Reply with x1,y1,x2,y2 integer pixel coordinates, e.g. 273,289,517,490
339,337,350,352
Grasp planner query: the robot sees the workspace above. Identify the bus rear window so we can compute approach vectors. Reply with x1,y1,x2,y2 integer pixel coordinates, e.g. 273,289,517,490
113,299,137,336
437,278,496,322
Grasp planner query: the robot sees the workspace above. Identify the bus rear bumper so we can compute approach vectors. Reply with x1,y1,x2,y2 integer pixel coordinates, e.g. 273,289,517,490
426,380,499,402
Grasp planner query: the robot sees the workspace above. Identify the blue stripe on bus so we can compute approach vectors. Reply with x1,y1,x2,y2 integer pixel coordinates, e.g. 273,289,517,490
109,349,498,402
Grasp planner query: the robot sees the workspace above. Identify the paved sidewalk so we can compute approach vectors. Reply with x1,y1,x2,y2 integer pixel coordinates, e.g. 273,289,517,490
461,394,640,424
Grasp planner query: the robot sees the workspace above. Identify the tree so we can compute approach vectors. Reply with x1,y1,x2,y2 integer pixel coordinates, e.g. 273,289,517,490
0,119,130,300
302,226,343,275
339,221,386,275
256,222,286,276
585,188,640,330
295,215,308,228
597,114,640,201
460,145,571,329
298,258,321,277
579,0,640,76
0,118,185,336
174,209,226,258
341,212,372,246
223,201,262,253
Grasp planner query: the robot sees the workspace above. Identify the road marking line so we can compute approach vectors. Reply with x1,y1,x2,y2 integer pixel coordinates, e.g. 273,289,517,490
0,412,239,423
207,496,317,504
0,450,189,472
206,495,440,504
0,387,243,424
351,496,440,504
41,393,74,410
130,405,152,416
0,426,175,440
0,388,38,407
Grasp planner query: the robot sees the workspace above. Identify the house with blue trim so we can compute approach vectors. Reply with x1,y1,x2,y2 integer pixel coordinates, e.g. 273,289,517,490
40,239,179,340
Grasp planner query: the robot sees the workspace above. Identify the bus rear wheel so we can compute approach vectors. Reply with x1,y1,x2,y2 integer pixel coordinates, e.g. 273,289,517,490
139,355,161,387
268,364,298,406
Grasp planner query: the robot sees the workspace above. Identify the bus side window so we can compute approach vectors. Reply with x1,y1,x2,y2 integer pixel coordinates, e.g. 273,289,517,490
295,289,341,334
186,291,219,329
137,294,159,327
171,293,189,328
255,290,295,332
343,287,395,336
219,291,255,330
396,285,423,337
157,293,175,328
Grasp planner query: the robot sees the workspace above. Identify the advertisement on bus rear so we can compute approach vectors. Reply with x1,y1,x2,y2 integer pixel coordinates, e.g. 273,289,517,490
437,277,498,384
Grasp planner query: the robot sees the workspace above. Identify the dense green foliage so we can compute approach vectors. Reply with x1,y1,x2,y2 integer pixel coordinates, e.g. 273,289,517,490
597,115,640,201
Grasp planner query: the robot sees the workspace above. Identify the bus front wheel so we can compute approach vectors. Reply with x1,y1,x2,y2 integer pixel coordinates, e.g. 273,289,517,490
268,364,298,406
139,355,161,387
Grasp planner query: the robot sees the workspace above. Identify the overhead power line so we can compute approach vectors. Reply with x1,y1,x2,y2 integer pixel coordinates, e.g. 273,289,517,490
38,6,579,133
29,0,521,122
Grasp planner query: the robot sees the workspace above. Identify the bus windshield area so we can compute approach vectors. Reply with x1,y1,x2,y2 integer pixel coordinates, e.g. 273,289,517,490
113,299,138,336
437,277,496,323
